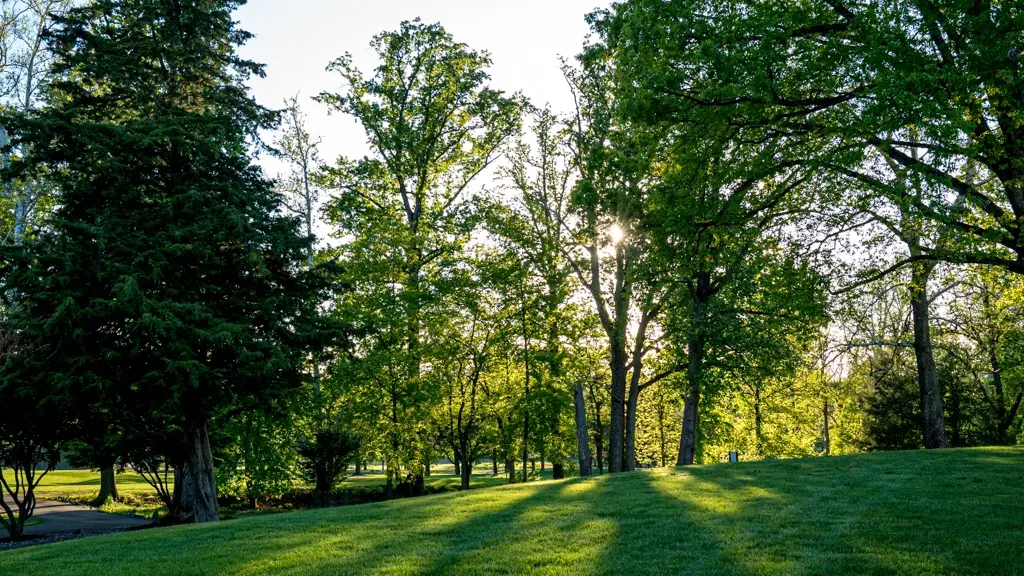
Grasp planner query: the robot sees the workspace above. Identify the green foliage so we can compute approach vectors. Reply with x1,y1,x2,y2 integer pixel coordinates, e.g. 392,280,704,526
316,19,523,485
216,409,298,506
297,430,359,506
0,0,326,520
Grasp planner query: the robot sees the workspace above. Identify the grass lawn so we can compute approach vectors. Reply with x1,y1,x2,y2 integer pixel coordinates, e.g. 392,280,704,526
2,469,166,518
8,463,522,519
3,447,1023,575
17,469,159,501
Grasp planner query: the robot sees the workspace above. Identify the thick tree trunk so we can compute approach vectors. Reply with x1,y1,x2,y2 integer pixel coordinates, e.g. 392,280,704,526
95,465,119,505
608,347,627,473
173,464,193,520
677,335,704,465
574,385,592,477
460,453,471,490
413,473,425,496
910,264,950,449
453,457,461,477
552,463,565,480
185,422,219,523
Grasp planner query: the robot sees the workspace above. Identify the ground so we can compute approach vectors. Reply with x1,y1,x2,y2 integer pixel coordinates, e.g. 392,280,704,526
2,447,1022,574
1,498,151,537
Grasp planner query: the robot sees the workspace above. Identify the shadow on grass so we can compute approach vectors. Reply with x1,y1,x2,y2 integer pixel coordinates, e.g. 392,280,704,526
221,480,572,575
4,449,1023,575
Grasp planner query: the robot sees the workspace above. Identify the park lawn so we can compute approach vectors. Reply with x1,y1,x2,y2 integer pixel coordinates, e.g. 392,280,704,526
17,469,159,501
8,464,517,519
3,447,1023,575
5,469,166,518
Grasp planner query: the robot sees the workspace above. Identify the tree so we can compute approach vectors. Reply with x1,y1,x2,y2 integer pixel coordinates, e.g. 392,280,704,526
1,0,323,524
940,266,1024,443
562,49,677,473
603,0,1024,273
275,95,324,395
317,19,522,495
0,325,66,540
429,256,499,490
489,106,589,480
0,0,73,245
297,430,358,507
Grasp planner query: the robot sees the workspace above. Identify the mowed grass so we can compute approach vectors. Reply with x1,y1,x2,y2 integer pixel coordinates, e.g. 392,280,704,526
1,469,165,518
10,469,159,501
3,447,1023,575
13,463,514,518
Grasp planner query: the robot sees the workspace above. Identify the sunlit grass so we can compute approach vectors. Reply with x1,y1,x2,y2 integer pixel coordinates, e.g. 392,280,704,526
1,469,160,501
2,448,1022,575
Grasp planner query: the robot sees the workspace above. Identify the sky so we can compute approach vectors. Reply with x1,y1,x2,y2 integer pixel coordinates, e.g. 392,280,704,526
233,0,605,167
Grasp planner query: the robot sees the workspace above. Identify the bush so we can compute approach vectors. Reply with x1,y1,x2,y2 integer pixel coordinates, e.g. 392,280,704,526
297,430,358,507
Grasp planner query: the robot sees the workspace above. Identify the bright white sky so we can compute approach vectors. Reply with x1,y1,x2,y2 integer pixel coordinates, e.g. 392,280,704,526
234,0,604,168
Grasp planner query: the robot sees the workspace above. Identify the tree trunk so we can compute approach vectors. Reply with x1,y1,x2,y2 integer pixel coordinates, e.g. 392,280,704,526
552,463,565,480
753,387,764,458
453,457,461,477
910,264,950,449
625,378,640,471
95,465,119,505
574,385,592,477
492,451,498,475
823,399,831,456
185,421,219,523
608,346,627,473
677,335,705,465
460,453,471,490
521,417,529,482
174,464,193,521
413,473,425,496
657,401,667,467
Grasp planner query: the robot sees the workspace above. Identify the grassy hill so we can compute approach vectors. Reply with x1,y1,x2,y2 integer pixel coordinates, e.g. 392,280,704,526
3,447,1023,575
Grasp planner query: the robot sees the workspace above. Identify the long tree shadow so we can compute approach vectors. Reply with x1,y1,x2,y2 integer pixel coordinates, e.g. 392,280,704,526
615,449,1024,575
223,478,573,575
6,449,1022,575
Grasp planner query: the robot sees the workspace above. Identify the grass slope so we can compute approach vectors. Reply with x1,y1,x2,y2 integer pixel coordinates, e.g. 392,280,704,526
3,447,1023,575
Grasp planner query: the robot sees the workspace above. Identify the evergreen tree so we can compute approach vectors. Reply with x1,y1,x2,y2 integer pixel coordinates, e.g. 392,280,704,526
1,0,323,523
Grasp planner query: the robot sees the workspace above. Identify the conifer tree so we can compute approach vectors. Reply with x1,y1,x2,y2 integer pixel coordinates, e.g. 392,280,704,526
1,0,322,523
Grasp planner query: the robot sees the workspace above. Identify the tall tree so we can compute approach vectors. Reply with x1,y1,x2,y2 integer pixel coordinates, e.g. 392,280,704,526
489,106,587,480
604,0,1024,272
562,49,676,473
1,0,323,523
0,0,73,245
317,19,522,495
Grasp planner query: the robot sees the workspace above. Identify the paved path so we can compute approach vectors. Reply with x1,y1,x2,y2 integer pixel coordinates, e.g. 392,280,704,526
3,497,151,535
